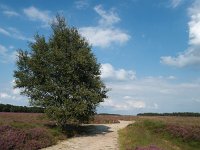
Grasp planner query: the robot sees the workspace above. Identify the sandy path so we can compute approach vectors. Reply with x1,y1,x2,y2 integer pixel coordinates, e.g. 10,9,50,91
42,120,133,150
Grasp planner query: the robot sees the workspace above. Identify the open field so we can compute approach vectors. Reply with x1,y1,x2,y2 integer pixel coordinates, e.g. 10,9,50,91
119,116,200,150
91,114,136,124
1,112,200,150
0,112,135,150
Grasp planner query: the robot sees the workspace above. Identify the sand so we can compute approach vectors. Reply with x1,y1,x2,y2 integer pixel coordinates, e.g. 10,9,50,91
42,120,133,150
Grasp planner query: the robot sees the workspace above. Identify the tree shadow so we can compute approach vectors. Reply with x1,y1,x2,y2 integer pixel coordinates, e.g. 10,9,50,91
63,124,113,138
44,122,113,138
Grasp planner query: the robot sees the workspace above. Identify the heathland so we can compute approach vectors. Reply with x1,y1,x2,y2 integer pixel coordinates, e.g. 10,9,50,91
0,112,200,150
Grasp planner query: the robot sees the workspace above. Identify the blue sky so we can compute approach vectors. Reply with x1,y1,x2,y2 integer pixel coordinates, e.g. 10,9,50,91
0,0,200,114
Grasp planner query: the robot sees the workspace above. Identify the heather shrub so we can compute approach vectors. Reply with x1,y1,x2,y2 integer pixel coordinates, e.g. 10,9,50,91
90,114,135,124
126,145,162,150
165,124,200,142
135,145,162,150
142,120,200,142
119,118,200,150
0,125,55,150
0,126,26,150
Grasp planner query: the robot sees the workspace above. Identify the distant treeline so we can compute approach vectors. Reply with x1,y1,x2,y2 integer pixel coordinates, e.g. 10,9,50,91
137,112,200,117
98,113,121,116
0,104,44,113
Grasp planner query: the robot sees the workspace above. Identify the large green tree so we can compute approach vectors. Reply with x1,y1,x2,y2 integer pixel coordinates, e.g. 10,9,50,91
14,16,108,128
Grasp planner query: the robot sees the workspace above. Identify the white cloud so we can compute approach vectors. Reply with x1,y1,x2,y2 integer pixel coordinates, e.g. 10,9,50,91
161,49,200,67
99,64,200,114
0,27,10,36
0,4,20,17
0,27,33,42
12,88,21,95
153,103,159,109
0,44,17,63
23,6,52,26
80,5,130,48
171,0,182,8
0,80,27,105
168,75,176,80
0,44,7,55
126,100,146,109
11,80,21,95
3,10,19,17
100,63,136,81
0,93,11,99
75,0,89,9
161,0,200,67
8,27,34,42
101,98,146,110
94,5,120,26
188,1,200,45
80,27,129,48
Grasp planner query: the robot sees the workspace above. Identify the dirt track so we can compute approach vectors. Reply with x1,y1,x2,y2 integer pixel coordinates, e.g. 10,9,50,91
42,120,133,150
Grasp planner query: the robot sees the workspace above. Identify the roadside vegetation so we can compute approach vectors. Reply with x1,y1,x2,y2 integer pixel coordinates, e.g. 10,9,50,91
119,116,200,150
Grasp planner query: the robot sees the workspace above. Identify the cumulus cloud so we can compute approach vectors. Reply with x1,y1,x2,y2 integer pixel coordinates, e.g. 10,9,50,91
0,80,27,106
99,66,200,114
80,5,130,48
100,63,136,81
80,27,129,48
161,0,200,68
101,98,146,110
23,6,52,26
188,1,200,45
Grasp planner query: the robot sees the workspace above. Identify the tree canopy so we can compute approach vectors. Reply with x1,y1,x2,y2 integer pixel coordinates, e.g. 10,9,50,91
14,15,108,127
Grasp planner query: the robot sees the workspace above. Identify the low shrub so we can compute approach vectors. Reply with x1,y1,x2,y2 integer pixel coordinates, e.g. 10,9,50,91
0,125,55,150
119,118,200,150
135,145,162,150
165,124,200,142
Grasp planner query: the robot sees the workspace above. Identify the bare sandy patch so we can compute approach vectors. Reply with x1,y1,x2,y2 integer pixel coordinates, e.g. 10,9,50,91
42,120,133,150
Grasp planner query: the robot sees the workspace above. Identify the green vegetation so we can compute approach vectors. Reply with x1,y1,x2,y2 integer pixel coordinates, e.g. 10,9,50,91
119,117,200,150
0,104,44,113
137,112,200,117
14,15,108,128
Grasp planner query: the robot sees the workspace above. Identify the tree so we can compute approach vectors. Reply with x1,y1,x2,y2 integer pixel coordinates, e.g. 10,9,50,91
14,15,108,128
